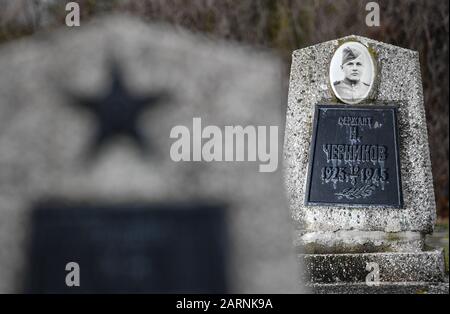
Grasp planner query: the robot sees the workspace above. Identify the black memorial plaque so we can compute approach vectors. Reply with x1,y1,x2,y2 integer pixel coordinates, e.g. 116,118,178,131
305,104,403,207
26,202,228,293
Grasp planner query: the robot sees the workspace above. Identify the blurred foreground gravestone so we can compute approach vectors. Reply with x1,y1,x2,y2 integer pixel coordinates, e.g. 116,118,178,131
0,16,302,293
284,35,448,294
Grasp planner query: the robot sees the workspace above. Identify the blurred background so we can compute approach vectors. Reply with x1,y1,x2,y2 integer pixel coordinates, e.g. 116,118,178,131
0,0,448,221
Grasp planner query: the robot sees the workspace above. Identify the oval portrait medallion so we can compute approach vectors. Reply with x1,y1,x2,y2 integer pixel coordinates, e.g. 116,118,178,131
330,41,376,105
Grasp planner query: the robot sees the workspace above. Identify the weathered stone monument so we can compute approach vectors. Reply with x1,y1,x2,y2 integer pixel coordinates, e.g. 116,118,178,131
284,35,448,293
0,16,302,293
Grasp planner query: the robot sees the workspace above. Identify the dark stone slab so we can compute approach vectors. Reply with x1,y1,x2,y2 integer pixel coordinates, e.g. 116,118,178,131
305,104,403,207
25,202,228,293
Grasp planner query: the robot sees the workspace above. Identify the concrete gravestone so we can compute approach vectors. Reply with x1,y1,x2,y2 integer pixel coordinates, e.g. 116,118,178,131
0,16,302,293
284,35,448,293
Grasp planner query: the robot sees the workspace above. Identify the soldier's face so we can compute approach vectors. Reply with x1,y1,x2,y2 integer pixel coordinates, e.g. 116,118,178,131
342,57,364,81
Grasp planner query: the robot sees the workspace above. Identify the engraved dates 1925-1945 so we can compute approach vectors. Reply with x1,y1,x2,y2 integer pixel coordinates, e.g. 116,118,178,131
305,105,403,207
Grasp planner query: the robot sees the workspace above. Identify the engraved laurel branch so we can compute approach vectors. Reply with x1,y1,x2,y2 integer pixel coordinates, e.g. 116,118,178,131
335,184,376,200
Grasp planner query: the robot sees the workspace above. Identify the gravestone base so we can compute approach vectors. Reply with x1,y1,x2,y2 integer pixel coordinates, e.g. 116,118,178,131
300,249,449,294
309,282,449,294
297,231,425,254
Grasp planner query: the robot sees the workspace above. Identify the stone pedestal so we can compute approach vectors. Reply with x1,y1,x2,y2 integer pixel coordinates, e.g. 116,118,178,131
284,35,448,294
302,250,447,294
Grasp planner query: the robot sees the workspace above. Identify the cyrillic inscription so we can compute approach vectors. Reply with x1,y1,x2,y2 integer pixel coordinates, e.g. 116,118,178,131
305,105,403,207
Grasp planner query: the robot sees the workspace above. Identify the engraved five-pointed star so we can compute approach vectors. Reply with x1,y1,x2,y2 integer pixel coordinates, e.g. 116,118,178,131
68,63,170,157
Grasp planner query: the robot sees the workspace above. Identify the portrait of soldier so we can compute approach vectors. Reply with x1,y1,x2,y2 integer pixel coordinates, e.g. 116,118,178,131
333,46,371,103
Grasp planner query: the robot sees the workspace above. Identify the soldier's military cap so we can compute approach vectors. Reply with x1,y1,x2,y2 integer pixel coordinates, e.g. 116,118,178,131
342,47,362,65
